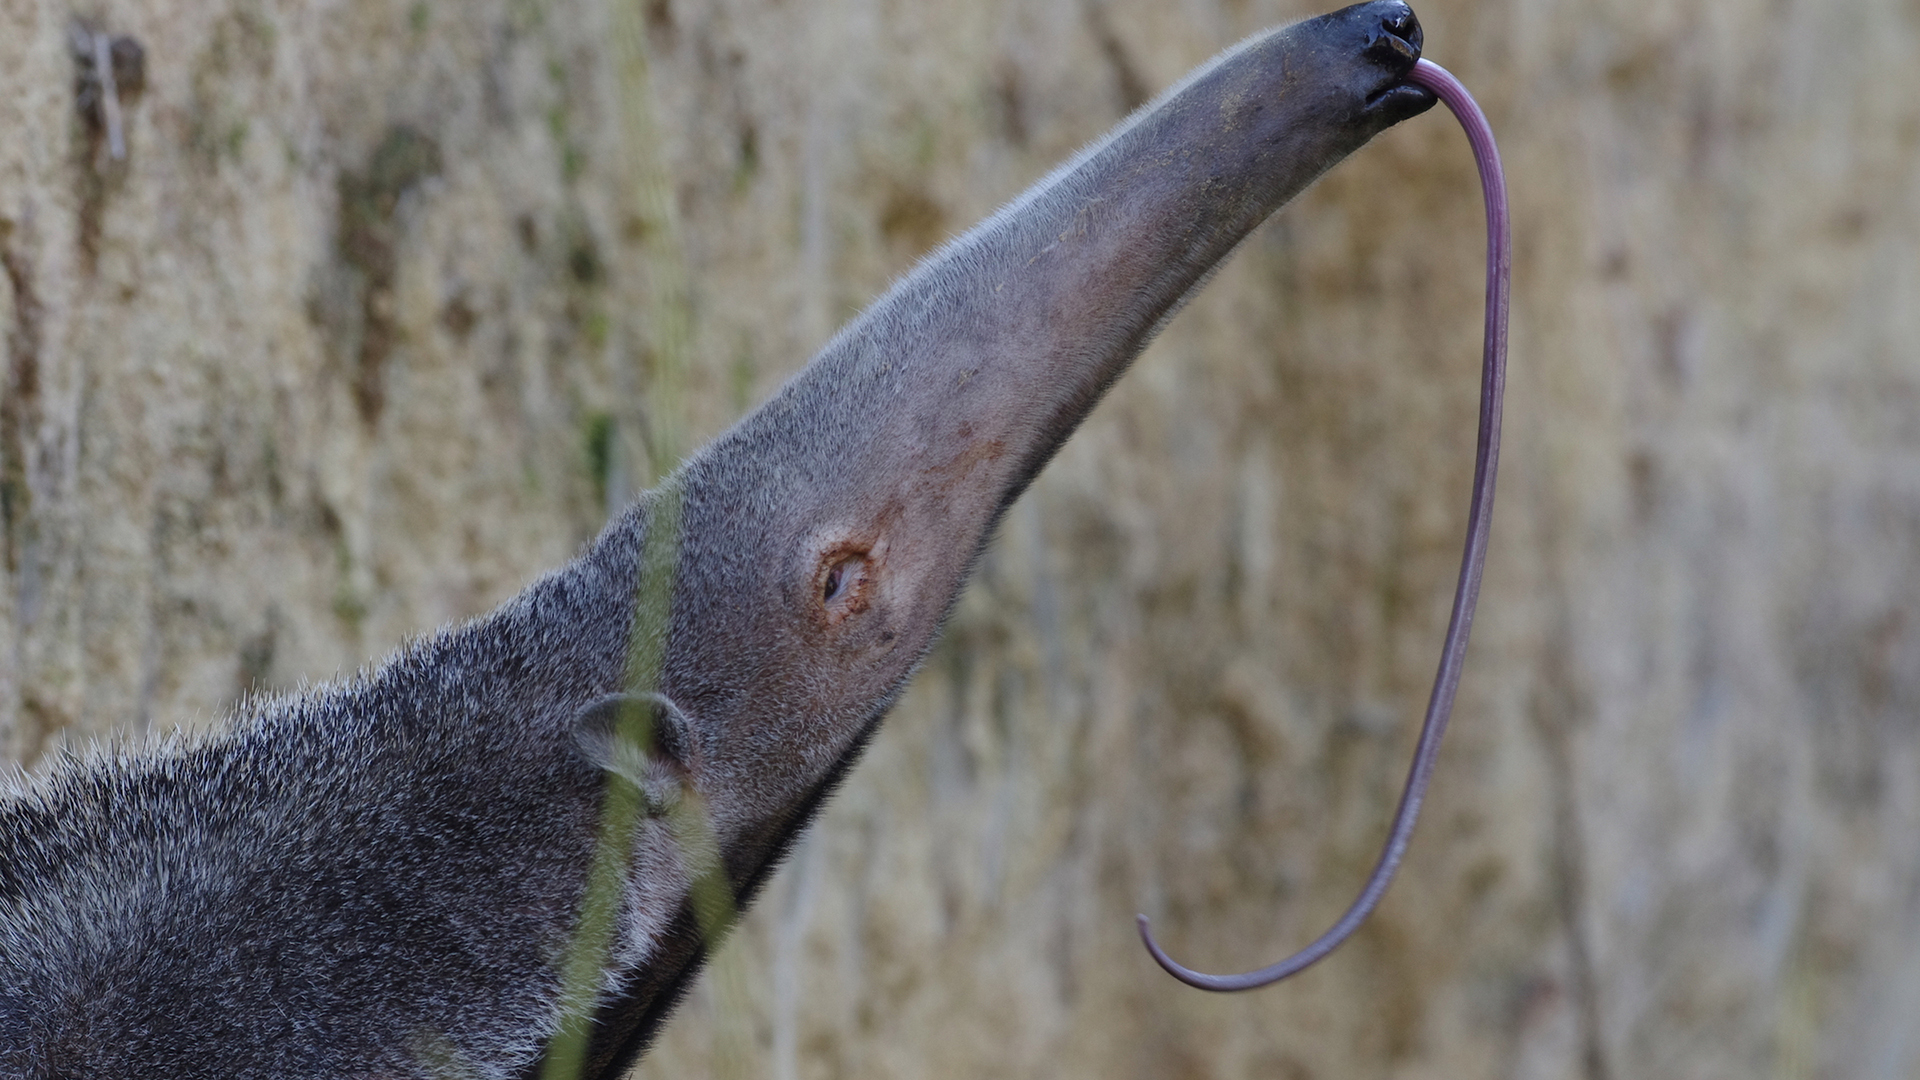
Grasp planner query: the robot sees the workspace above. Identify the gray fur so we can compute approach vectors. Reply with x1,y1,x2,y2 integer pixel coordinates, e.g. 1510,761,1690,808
0,5,1430,1077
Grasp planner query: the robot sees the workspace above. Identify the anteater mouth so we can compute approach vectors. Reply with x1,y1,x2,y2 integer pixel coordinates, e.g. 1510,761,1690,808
1367,80,1438,113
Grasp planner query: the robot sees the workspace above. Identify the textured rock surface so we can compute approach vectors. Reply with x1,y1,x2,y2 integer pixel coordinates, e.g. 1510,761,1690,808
4,0,1918,1077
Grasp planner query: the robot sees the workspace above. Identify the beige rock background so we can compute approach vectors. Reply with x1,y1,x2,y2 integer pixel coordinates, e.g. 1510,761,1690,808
4,0,1918,1076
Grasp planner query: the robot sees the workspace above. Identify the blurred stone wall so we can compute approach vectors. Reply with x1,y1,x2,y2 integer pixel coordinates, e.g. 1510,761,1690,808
4,0,1918,1076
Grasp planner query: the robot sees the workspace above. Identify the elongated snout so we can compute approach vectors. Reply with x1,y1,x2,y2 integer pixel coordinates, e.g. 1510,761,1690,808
664,2,1434,824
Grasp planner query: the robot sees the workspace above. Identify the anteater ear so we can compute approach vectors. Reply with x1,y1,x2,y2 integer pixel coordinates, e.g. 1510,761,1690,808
571,692,693,812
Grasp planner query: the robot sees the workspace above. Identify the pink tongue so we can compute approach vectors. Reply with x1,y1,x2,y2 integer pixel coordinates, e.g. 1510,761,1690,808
1137,56,1512,993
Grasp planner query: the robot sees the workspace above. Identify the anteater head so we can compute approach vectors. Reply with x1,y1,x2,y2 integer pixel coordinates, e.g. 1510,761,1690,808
634,0,1432,864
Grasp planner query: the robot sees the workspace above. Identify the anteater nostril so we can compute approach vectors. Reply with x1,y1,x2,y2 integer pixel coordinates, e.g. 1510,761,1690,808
1362,2,1422,69
1379,3,1423,54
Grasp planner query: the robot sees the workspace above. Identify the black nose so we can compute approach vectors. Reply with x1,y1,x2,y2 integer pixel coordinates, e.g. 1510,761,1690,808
1365,1,1423,66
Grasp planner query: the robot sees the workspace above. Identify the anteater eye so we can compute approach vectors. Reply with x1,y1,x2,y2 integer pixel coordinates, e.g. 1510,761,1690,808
818,552,871,619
